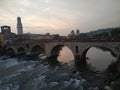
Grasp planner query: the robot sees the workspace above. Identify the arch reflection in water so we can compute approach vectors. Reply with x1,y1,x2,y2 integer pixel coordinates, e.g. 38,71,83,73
50,45,74,64
58,46,74,63
86,47,116,71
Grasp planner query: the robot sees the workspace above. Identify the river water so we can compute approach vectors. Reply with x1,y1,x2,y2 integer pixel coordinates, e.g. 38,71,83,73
58,46,116,71
0,47,116,90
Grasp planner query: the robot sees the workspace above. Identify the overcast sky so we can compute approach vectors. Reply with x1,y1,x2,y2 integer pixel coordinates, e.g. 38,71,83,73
0,0,120,35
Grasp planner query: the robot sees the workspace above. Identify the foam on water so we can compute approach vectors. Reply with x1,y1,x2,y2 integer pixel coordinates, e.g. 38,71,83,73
4,58,18,68
0,57,87,90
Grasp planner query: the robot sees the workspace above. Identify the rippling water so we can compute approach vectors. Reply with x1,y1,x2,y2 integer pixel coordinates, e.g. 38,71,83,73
0,47,116,90
0,57,86,90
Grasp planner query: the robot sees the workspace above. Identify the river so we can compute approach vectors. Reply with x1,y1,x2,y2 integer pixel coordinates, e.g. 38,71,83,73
0,47,116,90
58,46,116,71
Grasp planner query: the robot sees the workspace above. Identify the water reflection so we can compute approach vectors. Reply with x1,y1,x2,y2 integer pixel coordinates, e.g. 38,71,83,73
58,47,116,71
57,46,74,63
86,47,116,71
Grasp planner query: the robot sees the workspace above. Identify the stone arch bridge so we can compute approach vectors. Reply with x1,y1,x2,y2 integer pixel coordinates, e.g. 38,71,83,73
5,39,120,63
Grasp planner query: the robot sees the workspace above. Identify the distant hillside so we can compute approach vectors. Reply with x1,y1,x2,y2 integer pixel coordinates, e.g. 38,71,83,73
87,27,120,35
70,27,120,39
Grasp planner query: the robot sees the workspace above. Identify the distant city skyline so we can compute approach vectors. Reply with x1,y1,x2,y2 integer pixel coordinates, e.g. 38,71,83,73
0,0,120,35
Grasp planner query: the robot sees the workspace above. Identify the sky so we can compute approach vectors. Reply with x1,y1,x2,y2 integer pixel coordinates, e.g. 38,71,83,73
0,0,120,35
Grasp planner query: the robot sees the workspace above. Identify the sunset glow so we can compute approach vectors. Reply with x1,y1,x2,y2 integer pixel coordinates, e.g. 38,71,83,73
0,0,120,35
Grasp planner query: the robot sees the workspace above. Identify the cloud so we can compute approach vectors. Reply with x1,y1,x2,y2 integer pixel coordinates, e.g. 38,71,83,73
19,0,32,7
0,0,120,35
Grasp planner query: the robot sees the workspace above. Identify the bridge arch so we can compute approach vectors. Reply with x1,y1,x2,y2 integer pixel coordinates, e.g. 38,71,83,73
78,45,117,70
17,47,26,55
51,45,64,56
50,44,75,62
31,45,45,56
6,47,16,57
80,45,116,63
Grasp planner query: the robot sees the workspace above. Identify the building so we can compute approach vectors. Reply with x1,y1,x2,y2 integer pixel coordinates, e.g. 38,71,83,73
0,25,17,45
0,33,4,46
0,33,4,55
1,25,12,40
25,33,54,40
1,25,11,34
17,17,23,34
71,30,75,36
76,29,80,35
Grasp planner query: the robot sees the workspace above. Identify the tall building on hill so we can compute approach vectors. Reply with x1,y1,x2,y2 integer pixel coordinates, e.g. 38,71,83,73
76,29,80,35
71,30,75,36
17,17,23,34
